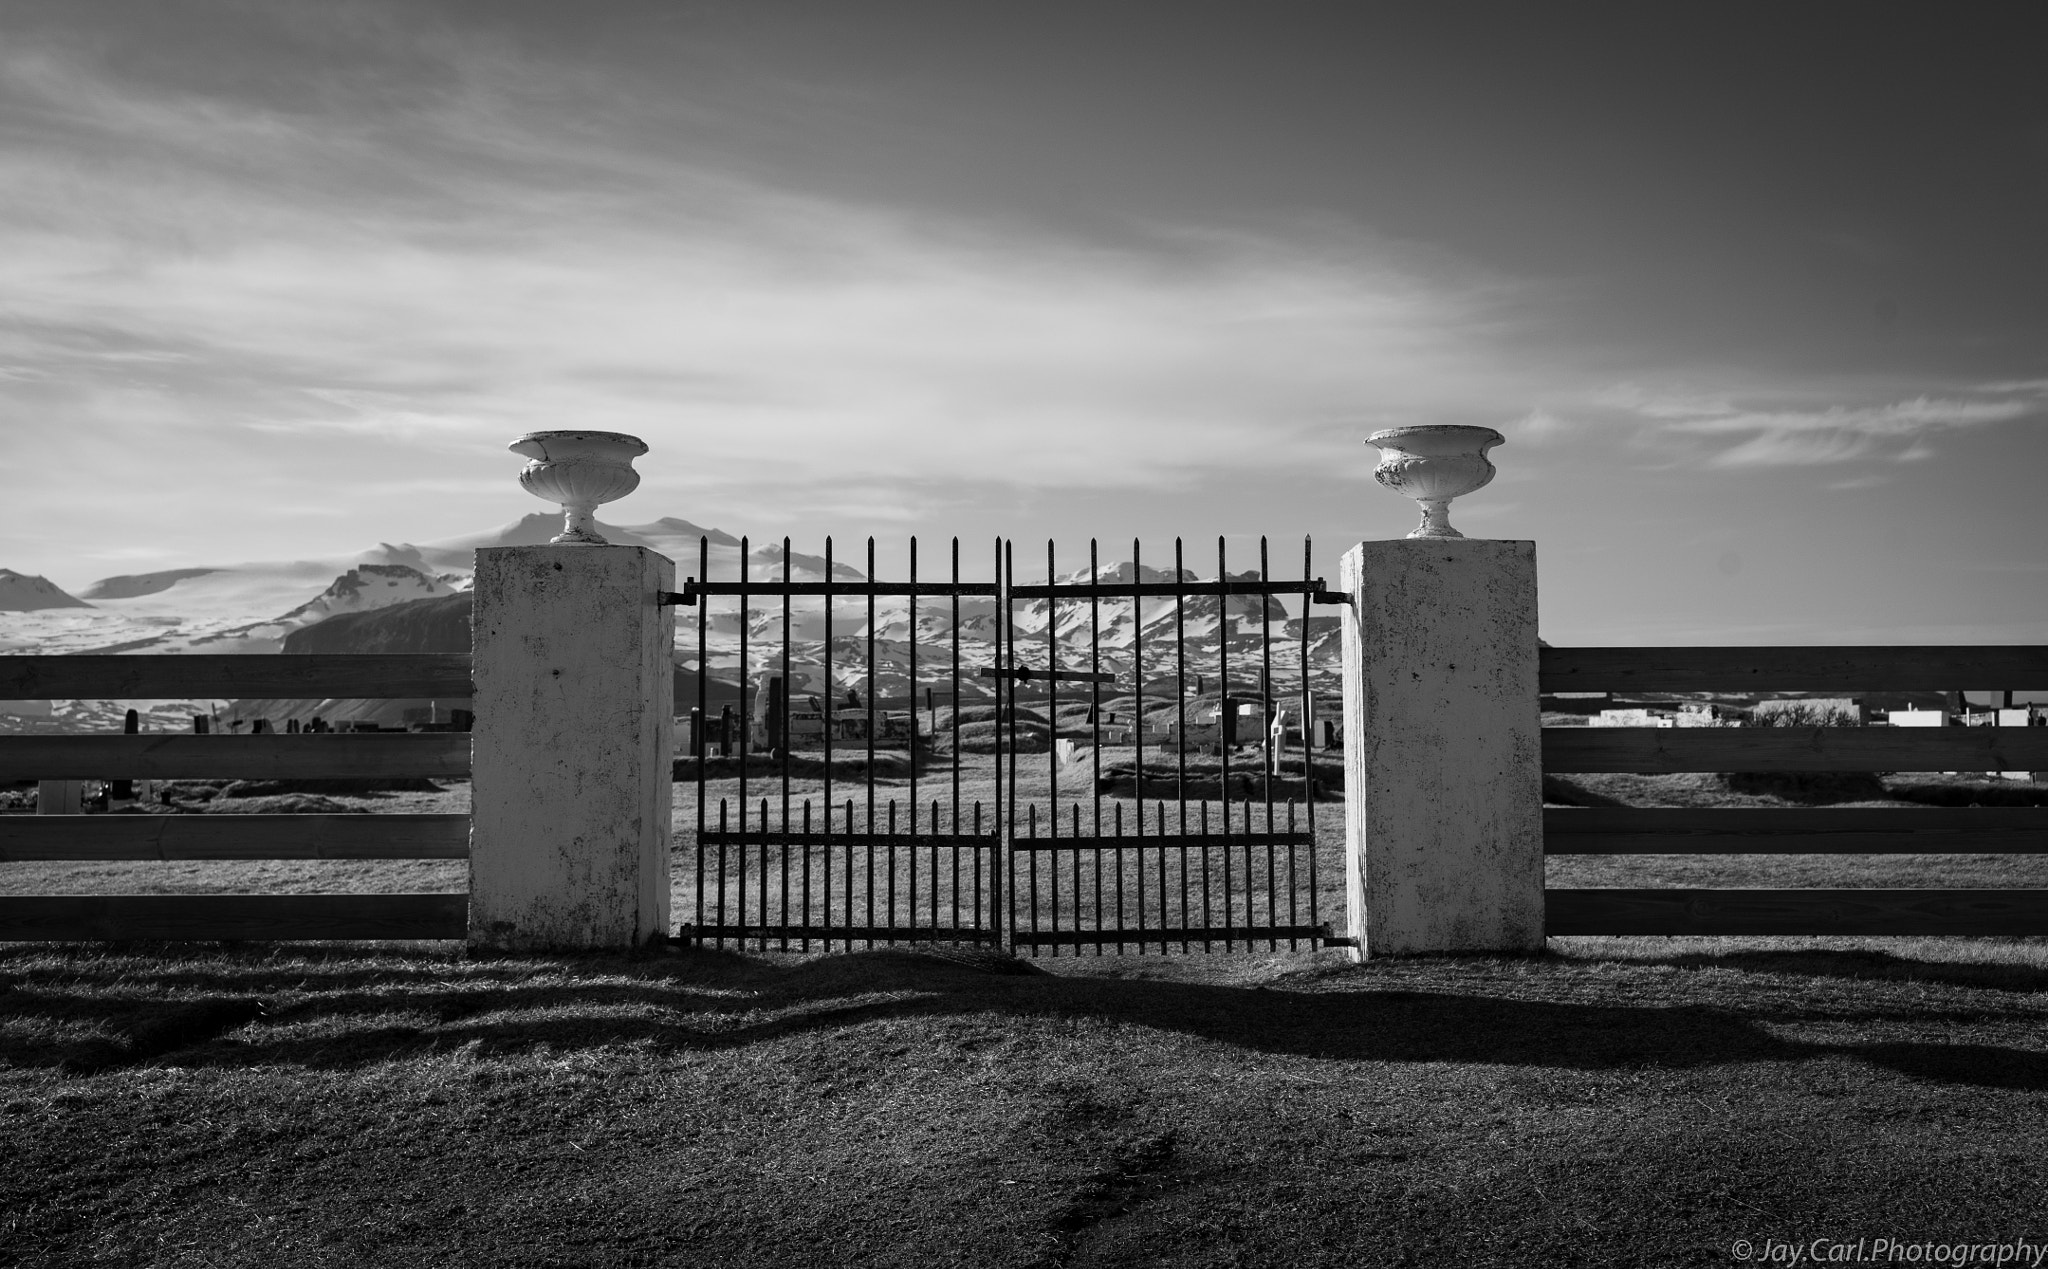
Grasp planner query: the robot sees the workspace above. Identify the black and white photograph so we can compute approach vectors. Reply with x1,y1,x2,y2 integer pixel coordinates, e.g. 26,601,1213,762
3,3,2046,1265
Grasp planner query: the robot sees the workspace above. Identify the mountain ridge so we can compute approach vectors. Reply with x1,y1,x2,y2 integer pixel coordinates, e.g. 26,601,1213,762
0,569,92,612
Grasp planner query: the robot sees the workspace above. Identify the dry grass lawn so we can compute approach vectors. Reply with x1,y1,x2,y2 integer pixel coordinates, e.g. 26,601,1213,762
4,939,2048,1267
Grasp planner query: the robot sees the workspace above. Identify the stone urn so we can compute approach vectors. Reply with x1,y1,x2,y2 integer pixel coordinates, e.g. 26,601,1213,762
508,431,648,545
1364,425,1505,539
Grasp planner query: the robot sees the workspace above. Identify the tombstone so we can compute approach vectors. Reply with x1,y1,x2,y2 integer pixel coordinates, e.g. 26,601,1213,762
847,687,862,710
754,676,785,753
192,715,210,736
111,710,138,799
719,704,734,757
688,707,703,758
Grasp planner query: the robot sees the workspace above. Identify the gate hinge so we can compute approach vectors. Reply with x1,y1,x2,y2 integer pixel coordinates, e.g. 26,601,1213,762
659,580,699,606
1308,579,1352,606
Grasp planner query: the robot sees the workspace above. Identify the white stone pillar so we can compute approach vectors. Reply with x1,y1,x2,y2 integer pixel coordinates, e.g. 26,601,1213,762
1339,539,1543,957
470,545,674,950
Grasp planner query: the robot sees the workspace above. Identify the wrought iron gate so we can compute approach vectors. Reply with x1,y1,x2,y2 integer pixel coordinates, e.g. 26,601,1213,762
673,535,1345,954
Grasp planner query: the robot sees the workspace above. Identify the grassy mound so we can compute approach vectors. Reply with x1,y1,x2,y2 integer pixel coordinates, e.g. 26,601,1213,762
214,778,444,798
201,793,369,814
1886,776,2048,807
953,719,1052,753
1090,755,1341,801
936,703,1049,728
675,749,917,780
1720,771,1891,804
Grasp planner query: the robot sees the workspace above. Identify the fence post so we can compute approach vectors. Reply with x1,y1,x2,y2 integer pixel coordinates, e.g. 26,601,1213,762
469,545,675,950
1338,539,1543,957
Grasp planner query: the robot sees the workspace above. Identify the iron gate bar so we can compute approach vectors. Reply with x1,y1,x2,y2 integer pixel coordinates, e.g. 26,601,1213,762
1253,536,1269,941
782,539,797,948
1130,540,1146,954
1008,832,1314,852
907,541,917,933
1092,541,1111,950
1013,927,1333,949
1004,580,1337,598
1300,537,1318,948
695,535,709,946
668,581,1000,600
680,924,997,943
867,538,878,936
706,831,993,849
1217,537,1233,952
1176,538,1193,952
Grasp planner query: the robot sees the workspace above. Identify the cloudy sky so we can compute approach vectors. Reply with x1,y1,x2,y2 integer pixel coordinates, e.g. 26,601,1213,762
2,1,2043,643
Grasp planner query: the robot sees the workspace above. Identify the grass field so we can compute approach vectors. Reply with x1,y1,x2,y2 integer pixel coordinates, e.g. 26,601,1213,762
5,764,2048,1265
5,938,2048,1267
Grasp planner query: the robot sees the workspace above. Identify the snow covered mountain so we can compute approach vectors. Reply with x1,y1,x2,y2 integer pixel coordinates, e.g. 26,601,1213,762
275,564,461,628
0,517,1343,712
0,569,91,612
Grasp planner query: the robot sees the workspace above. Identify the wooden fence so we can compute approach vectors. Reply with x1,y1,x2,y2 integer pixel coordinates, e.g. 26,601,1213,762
10,645,2048,944
1542,645,2048,936
0,655,472,941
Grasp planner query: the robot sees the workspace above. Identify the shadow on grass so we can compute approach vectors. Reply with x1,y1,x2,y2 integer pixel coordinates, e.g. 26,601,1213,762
1562,944,2048,994
5,944,2045,1090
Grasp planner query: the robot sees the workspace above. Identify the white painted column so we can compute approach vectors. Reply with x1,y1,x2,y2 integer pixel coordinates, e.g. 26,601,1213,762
1339,539,1543,957
469,545,674,950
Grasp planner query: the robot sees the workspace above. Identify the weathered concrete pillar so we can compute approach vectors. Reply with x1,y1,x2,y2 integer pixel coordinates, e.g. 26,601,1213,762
470,545,674,950
1339,539,1543,957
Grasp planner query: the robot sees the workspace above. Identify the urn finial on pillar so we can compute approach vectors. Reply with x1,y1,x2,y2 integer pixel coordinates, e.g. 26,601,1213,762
1364,425,1505,539
508,431,649,545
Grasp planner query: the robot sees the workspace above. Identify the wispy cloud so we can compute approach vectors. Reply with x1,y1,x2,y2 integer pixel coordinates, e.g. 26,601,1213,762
0,17,1557,570
1595,386,2040,468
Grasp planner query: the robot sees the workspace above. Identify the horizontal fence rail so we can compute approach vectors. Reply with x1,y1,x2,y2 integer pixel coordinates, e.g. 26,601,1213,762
1539,645,2048,693
1546,807,2048,855
0,734,472,780
1544,727,2048,774
1,653,475,945
1542,643,2048,940
0,654,474,701
0,814,470,861
1547,888,2048,937
0,892,467,941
